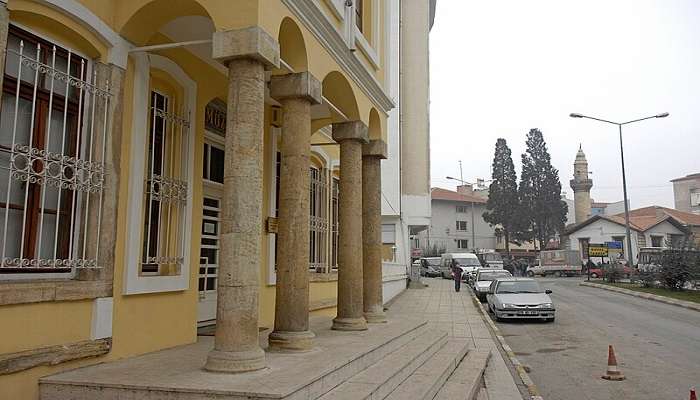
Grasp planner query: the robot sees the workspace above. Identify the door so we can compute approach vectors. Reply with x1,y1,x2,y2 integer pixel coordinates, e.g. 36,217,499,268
197,194,220,324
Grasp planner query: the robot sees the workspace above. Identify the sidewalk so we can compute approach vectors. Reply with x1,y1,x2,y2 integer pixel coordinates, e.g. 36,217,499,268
387,278,525,399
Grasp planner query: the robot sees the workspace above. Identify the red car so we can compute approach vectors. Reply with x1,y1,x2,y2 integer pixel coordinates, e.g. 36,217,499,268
586,265,634,279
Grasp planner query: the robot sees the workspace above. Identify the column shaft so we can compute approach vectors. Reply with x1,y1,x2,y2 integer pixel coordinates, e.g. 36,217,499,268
205,58,266,373
332,122,369,331
362,154,386,323
269,97,314,351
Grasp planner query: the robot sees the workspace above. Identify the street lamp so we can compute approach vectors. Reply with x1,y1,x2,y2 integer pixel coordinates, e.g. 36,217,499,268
569,112,669,266
446,176,491,252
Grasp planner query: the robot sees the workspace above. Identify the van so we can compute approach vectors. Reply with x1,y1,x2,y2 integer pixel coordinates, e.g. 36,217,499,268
439,253,482,280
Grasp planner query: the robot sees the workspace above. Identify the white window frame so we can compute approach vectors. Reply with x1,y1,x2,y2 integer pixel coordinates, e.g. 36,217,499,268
457,239,468,249
456,205,468,213
267,127,280,285
691,191,700,207
382,223,396,244
456,220,468,232
123,53,195,295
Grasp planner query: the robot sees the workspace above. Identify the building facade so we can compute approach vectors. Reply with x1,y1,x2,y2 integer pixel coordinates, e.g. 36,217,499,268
671,173,700,214
0,1,434,398
416,187,497,254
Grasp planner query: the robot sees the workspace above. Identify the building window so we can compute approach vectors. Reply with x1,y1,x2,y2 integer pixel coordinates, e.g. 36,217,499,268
355,0,363,32
309,167,328,272
691,191,700,207
650,235,664,248
456,220,468,231
579,238,590,259
382,224,396,244
202,142,224,184
0,26,110,276
456,205,469,213
140,91,189,275
457,239,468,249
331,177,339,269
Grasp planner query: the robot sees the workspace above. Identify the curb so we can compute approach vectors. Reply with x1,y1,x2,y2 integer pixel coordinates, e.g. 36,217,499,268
579,282,700,312
470,291,544,400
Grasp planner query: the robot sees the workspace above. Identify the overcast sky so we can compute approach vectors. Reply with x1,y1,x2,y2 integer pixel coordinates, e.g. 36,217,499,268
429,0,700,209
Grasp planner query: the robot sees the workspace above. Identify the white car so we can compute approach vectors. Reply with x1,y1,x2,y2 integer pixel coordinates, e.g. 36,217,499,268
473,269,512,301
486,278,555,322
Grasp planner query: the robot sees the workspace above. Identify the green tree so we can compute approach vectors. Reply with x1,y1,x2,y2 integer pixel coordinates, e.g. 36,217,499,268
517,129,568,249
483,139,519,257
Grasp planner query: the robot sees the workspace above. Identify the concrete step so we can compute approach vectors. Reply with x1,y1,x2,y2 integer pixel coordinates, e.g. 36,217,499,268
40,318,431,400
433,349,491,400
384,339,470,400
318,329,449,400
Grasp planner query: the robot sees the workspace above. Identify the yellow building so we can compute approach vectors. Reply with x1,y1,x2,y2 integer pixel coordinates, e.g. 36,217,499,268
0,0,434,398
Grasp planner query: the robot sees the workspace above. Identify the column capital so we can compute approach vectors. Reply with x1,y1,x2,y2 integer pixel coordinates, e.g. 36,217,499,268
212,26,280,69
332,121,369,144
270,72,322,104
362,139,387,159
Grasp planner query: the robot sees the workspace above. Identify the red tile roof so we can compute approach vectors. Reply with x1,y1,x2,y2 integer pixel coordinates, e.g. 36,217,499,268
431,187,486,204
618,206,700,227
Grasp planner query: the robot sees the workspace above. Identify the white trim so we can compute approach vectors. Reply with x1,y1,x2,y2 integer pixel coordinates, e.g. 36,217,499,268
15,0,131,68
90,297,113,339
354,26,379,69
123,53,196,295
267,127,281,285
282,0,394,112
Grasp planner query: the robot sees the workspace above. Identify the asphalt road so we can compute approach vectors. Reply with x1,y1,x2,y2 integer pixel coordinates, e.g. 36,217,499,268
486,277,700,400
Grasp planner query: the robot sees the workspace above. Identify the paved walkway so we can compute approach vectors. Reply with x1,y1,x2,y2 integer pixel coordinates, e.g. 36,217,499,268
387,278,524,399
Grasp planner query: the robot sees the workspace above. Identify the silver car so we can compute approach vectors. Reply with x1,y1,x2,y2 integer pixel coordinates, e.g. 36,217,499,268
486,278,555,322
473,269,512,302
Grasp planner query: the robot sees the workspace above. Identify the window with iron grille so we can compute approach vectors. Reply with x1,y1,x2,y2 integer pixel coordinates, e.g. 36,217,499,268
140,90,189,276
331,177,339,270
0,26,111,277
457,239,468,249
309,167,328,272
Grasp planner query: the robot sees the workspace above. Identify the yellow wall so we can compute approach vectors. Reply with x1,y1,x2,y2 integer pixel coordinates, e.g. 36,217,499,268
0,0,391,398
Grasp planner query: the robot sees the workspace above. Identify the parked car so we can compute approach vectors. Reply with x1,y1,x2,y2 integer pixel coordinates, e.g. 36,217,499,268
473,269,512,302
586,264,634,279
486,278,555,322
475,250,505,269
439,253,482,280
419,257,442,278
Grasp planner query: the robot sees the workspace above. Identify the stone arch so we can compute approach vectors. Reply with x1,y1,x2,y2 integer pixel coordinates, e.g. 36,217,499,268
368,108,382,140
322,71,360,123
117,0,216,46
310,148,331,170
278,17,307,72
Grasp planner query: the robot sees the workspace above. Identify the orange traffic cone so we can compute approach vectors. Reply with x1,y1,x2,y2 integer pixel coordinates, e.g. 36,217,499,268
601,345,625,381
690,388,697,400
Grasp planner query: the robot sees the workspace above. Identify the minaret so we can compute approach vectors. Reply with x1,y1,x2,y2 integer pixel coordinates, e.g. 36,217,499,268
570,145,593,224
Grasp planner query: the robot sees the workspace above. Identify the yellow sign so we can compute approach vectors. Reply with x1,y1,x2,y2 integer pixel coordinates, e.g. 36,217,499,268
588,244,608,257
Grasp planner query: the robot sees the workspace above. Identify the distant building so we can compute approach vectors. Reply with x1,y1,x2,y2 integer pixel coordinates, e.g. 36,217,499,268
670,173,700,214
565,206,700,262
562,192,575,224
590,200,628,216
416,187,496,254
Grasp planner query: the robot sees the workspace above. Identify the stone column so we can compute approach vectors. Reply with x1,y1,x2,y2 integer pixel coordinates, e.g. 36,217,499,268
362,139,387,323
205,27,279,373
332,121,369,331
268,72,322,351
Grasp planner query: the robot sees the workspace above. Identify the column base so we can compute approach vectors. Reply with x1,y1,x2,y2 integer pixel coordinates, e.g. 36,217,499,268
268,330,315,352
364,311,387,324
204,347,266,373
331,316,368,331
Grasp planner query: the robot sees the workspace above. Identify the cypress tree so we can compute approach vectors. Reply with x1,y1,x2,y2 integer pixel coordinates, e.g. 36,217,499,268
483,139,519,258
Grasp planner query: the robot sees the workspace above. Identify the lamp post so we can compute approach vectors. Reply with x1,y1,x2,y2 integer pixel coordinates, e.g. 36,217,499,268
446,176,491,252
569,112,669,267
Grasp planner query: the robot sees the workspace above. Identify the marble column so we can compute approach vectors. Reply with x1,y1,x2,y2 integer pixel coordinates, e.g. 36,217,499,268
205,27,279,373
332,121,369,331
362,139,388,323
268,72,322,351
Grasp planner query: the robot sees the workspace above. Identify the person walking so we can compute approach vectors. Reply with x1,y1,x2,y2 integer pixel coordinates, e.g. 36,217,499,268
451,259,462,292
